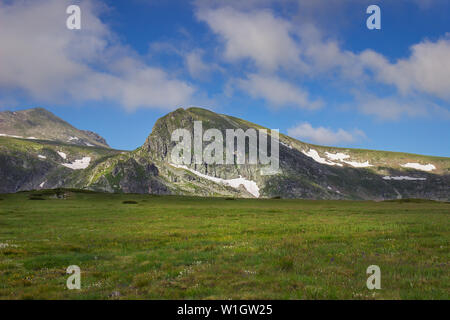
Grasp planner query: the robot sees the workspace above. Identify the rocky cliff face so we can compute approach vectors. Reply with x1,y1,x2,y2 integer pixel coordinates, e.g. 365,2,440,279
143,107,266,180
81,130,109,147
0,107,449,201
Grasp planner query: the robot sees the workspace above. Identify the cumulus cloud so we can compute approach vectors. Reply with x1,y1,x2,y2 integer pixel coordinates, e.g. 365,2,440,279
352,93,450,120
195,3,450,119
194,6,367,109
288,122,366,145
4,0,447,120
196,7,304,71
237,74,322,109
196,7,326,110
356,96,426,120
185,50,221,80
0,0,195,110
361,36,450,101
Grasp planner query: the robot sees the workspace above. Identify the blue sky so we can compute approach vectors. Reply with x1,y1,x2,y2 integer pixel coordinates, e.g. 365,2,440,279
0,0,449,156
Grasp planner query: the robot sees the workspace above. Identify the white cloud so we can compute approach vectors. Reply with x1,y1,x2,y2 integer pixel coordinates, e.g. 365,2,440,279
194,0,275,11
3,0,447,120
238,74,322,109
196,4,450,119
196,7,304,71
0,0,195,110
193,2,378,79
361,36,450,101
185,49,221,80
288,122,365,145
351,92,450,120
298,25,366,79
355,95,427,120
186,51,210,78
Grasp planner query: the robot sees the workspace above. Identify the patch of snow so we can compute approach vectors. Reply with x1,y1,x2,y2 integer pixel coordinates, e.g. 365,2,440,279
68,136,79,141
383,176,426,181
38,155,46,159
324,151,373,168
342,160,373,168
225,176,260,197
0,133,39,140
85,142,94,147
302,149,342,166
61,157,91,170
280,142,293,149
401,162,435,172
171,164,260,197
0,133,23,138
39,181,46,188
325,152,350,161
57,151,67,159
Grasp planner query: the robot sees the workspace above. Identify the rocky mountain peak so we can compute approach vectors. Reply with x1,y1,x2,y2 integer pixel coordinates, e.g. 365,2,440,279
0,107,109,148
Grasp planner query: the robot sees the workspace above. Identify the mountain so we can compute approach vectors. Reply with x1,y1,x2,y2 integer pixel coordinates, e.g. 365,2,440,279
0,107,449,200
0,137,119,193
0,108,109,148
0,108,115,193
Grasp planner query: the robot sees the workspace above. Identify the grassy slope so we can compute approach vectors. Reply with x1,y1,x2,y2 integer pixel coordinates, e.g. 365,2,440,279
224,110,450,175
0,136,123,192
1,107,448,198
0,136,120,160
0,191,448,299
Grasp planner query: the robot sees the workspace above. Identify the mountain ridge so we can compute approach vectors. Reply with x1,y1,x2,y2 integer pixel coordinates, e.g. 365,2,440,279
0,107,109,148
0,107,448,200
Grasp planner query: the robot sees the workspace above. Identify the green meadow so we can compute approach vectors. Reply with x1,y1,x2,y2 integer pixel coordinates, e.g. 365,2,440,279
0,190,448,300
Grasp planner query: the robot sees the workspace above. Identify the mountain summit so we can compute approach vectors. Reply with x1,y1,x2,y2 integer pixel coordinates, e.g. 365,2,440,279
0,107,448,200
0,108,109,148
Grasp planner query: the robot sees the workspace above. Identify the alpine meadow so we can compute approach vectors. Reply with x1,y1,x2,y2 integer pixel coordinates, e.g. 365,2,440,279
0,0,449,304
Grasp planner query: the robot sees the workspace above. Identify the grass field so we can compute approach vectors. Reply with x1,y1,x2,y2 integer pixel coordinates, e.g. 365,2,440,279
0,190,448,300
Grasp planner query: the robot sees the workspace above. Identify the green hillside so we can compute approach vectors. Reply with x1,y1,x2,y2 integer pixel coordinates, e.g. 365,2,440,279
0,190,448,299
0,107,449,201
